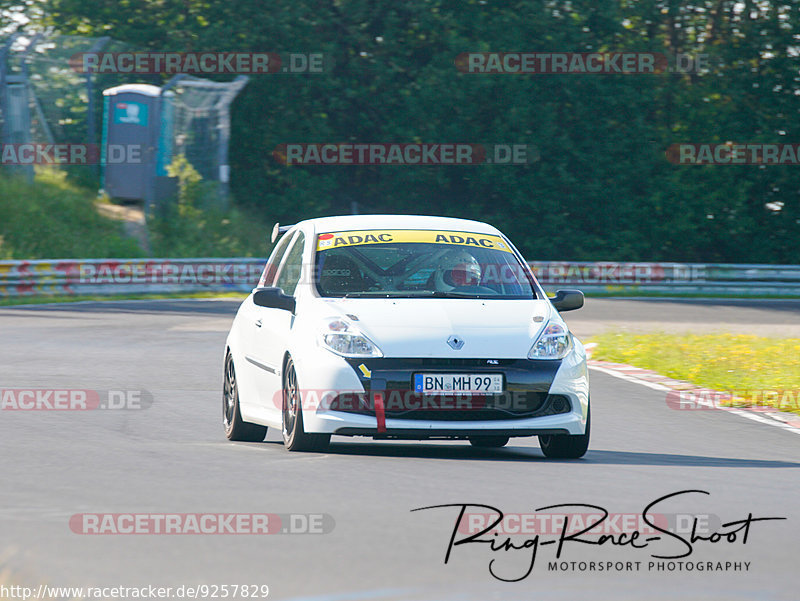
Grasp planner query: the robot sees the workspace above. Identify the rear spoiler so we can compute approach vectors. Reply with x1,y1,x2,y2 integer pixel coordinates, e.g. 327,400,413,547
270,223,296,244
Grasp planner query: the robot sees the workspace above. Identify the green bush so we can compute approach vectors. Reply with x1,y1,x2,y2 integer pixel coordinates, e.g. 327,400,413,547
149,156,271,257
146,203,271,258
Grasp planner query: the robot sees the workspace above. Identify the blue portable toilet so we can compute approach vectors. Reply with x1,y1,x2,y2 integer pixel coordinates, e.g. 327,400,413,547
101,84,175,210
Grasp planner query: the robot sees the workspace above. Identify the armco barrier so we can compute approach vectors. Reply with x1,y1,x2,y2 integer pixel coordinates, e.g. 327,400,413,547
529,262,800,296
0,259,265,297
0,259,799,298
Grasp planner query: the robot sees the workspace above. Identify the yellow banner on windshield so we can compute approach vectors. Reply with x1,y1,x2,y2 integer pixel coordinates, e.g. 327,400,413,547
316,230,514,253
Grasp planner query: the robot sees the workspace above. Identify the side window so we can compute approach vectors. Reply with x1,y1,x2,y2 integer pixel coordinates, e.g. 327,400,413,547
259,232,295,287
275,232,305,296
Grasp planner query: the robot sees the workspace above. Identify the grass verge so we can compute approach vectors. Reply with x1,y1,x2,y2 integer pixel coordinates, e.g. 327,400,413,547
591,332,800,415
0,170,144,259
0,169,273,259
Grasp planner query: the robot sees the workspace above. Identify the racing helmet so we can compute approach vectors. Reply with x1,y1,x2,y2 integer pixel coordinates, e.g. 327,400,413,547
433,249,482,291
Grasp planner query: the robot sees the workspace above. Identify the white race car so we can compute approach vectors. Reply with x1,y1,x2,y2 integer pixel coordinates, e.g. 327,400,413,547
223,215,590,457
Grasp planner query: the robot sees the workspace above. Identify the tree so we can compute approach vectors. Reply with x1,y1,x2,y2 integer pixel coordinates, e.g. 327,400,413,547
27,0,800,262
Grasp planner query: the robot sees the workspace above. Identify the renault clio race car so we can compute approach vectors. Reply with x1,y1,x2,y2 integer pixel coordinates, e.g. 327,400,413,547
223,215,590,457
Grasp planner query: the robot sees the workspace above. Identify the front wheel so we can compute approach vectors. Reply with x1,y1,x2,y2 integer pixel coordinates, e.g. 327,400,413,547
223,353,268,442
282,357,331,452
539,405,590,459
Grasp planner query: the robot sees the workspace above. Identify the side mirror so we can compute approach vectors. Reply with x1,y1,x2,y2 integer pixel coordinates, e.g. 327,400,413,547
551,289,584,312
253,287,296,313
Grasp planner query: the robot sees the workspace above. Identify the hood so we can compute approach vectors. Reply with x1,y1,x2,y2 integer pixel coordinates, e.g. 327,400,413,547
321,298,553,358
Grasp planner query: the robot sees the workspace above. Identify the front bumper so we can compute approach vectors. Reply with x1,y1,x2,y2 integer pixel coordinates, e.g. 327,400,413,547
297,351,590,438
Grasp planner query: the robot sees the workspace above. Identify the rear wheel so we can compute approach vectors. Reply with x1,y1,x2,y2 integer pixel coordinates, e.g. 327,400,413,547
223,353,267,442
282,357,331,452
539,405,590,459
468,435,509,448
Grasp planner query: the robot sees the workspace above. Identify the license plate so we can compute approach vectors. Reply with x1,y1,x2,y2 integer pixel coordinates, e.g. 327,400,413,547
414,373,504,395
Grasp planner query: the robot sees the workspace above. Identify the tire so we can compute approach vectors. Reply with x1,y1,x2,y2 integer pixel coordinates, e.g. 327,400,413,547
469,435,509,448
282,357,331,452
539,405,590,459
223,352,268,442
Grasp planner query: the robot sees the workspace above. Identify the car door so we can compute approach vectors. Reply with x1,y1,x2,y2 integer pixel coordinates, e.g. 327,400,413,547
237,231,296,418
251,231,306,420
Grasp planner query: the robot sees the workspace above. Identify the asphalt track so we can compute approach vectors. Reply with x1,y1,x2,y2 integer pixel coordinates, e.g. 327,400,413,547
1,298,799,601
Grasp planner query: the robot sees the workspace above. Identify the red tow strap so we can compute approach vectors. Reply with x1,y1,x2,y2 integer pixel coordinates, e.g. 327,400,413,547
373,392,386,433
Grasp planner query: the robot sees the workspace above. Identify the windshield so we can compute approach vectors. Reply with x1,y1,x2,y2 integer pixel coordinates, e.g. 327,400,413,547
314,229,537,299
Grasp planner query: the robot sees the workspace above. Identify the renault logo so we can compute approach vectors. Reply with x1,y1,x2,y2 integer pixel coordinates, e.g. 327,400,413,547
447,335,464,350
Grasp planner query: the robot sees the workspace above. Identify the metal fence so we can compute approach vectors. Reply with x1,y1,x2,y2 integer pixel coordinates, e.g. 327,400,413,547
0,32,246,202
1,33,131,181
1,259,800,299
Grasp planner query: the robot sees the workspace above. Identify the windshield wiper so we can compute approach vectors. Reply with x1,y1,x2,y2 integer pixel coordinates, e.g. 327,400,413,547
341,291,395,298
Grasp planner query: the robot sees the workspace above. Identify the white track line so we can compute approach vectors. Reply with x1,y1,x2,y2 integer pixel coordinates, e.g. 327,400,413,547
588,363,672,392
588,364,800,436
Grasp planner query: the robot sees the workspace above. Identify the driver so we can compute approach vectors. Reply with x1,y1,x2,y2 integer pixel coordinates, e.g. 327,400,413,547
433,248,482,291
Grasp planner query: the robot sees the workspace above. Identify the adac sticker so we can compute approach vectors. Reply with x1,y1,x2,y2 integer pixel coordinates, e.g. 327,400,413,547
316,230,512,252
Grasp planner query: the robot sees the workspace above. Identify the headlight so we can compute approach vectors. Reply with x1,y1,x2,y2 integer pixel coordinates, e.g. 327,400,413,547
528,321,572,359
319,318,383,358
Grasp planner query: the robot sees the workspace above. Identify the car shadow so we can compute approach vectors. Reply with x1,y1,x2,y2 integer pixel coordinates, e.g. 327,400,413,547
258,439,800,467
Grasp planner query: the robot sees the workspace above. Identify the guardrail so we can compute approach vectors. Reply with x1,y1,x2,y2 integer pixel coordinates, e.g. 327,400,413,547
528,262,800,296
1,259,799,298
0,259,265,297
